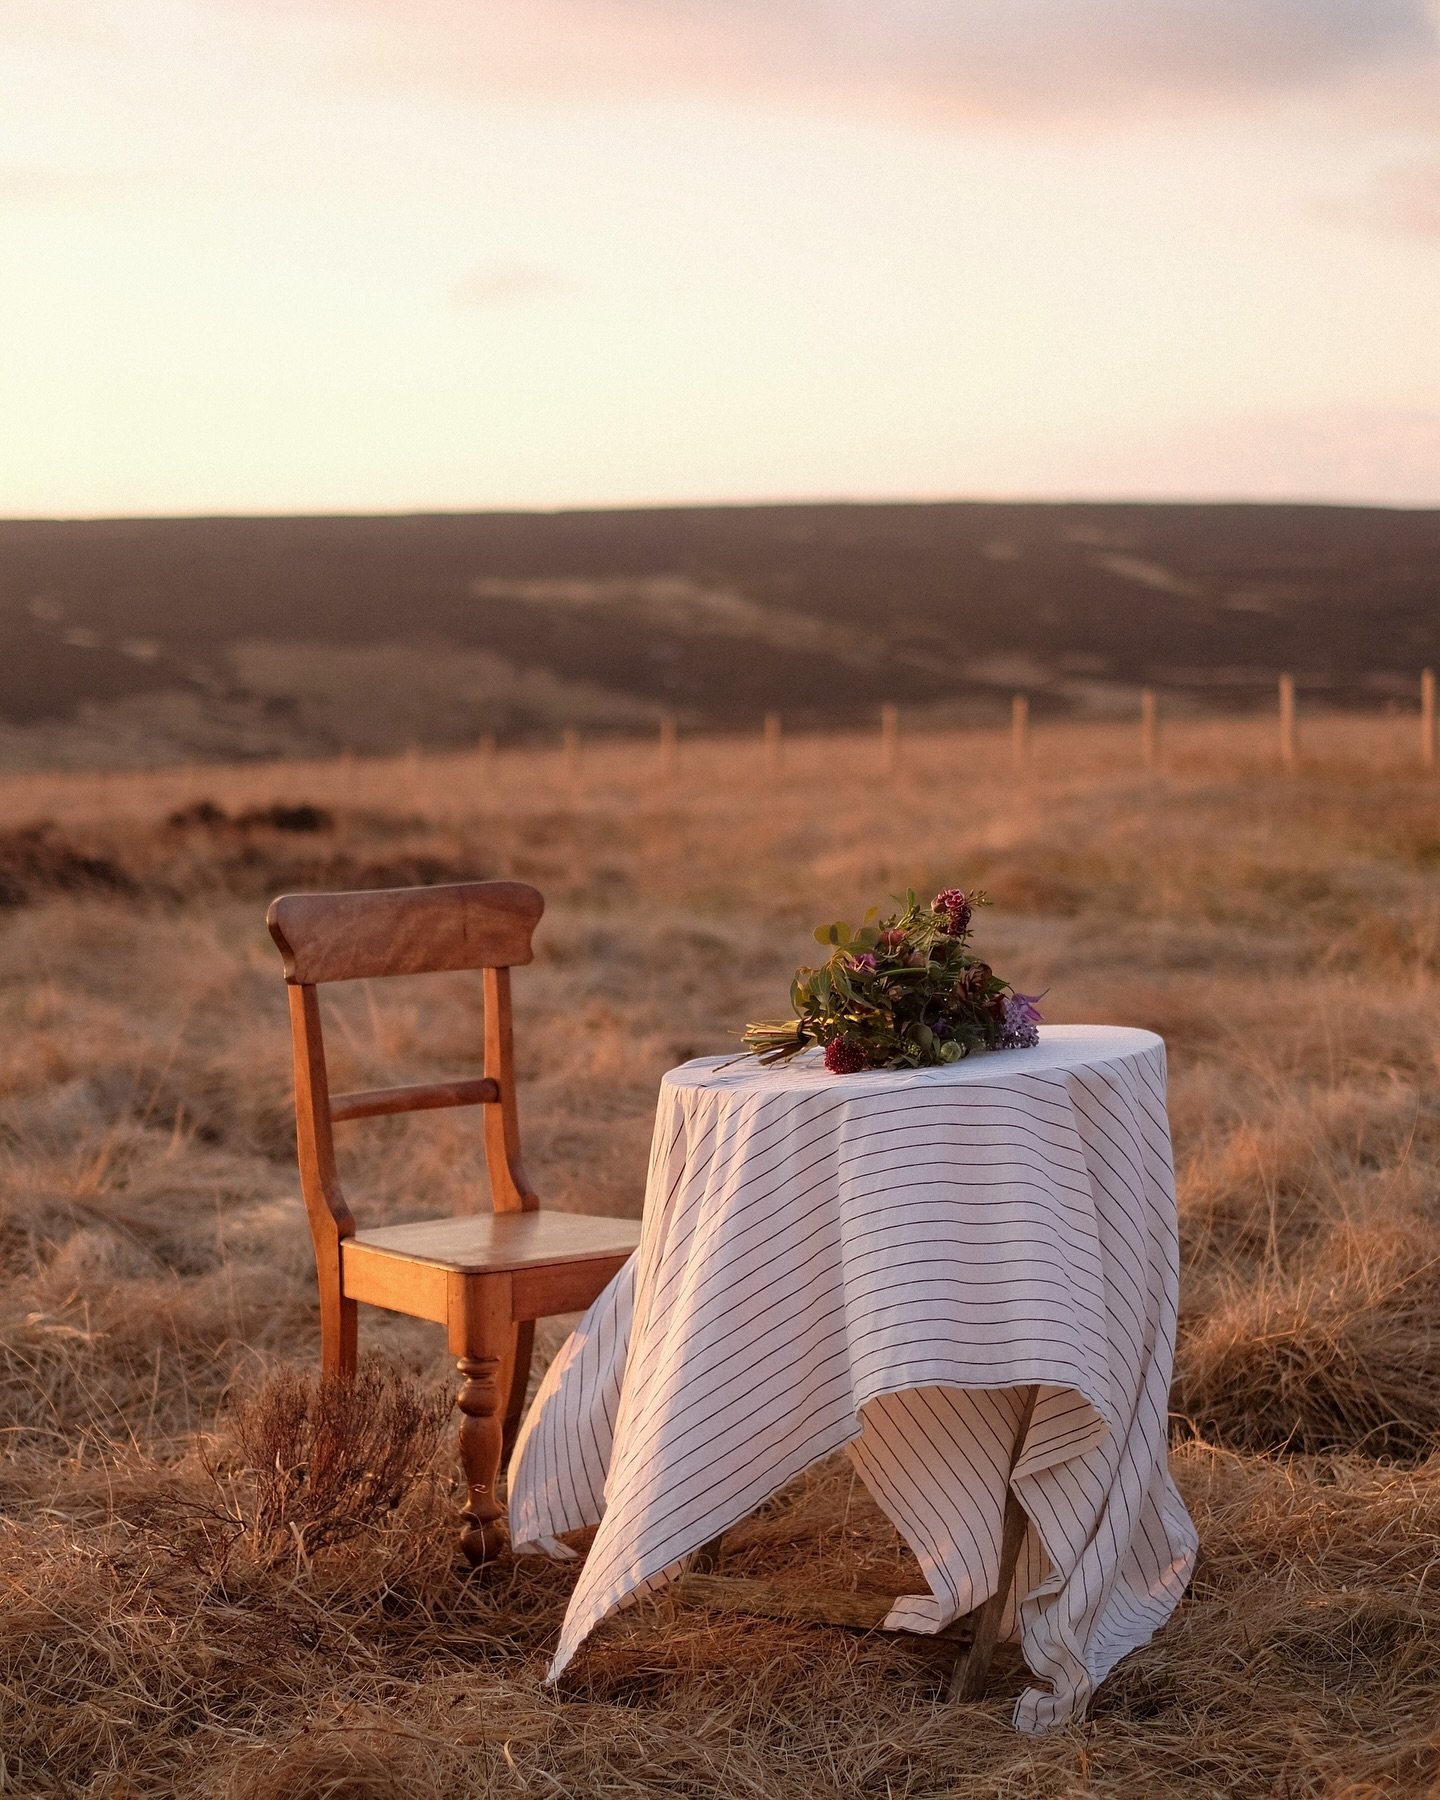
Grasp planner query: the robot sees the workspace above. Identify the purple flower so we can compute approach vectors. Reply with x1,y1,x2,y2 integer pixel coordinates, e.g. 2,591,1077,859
850,952,877,973
997,990,1045,1051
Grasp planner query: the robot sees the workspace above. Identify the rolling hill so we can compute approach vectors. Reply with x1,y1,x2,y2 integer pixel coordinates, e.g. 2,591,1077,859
0,501,1437,767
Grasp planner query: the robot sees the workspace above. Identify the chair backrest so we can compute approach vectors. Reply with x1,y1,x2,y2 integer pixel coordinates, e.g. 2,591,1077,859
268,881,542,985
266,882,545,1255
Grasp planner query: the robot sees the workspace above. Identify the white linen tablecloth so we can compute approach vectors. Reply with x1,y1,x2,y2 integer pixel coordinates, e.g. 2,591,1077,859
508,1024,1197,1731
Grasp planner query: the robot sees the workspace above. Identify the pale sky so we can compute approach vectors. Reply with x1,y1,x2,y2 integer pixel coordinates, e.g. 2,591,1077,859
3,0,1440,515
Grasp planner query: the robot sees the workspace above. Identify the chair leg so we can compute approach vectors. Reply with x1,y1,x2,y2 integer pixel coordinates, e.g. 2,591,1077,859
500,1319,535,1473
318,1262,357,1379
449,1274,513,1567
949,1385,1039,1703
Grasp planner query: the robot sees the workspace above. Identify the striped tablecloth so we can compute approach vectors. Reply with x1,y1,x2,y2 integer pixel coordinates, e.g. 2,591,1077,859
508,1024,1197,1732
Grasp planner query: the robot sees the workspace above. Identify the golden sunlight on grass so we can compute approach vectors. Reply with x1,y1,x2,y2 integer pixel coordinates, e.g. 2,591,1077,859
3,716,1440,1795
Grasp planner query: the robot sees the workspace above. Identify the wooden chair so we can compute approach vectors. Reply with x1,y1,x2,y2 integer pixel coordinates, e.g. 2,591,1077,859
266,879,641,1565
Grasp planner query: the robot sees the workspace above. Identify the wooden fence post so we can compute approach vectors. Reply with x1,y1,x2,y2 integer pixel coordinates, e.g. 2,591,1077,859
1278,674,1297,770
764,710,782,776
403,742,423,806
1423,669,1436,771
880,703,898,775
659,713,678,777
1011,695,1029,771
1140,688,1158,769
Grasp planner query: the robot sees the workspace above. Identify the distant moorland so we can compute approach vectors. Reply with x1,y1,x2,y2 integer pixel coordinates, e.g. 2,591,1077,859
1,501,1438,768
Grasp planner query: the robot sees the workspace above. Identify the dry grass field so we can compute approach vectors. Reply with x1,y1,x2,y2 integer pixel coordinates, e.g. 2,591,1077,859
3,713,1440,1798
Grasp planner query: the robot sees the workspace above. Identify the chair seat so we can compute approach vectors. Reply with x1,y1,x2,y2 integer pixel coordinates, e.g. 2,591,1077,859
341,1208,641,1325
348,1209,642,1274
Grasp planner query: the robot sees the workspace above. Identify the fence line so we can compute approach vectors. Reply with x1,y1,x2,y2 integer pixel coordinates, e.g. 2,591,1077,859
5,683,1440,827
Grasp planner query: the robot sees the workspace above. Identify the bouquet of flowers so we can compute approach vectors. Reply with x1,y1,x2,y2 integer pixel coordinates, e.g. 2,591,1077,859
743,887,1043,1074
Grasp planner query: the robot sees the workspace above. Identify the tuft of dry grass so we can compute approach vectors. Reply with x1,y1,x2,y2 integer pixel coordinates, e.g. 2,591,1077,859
4,717,1440,1796
1175,1228,1440,1458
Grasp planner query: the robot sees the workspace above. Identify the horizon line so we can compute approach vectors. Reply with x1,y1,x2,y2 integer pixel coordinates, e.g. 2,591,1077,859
4,492,1439,525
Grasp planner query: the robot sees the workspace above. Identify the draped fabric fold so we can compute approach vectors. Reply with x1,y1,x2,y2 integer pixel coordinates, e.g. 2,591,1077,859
509,1025,1196,1732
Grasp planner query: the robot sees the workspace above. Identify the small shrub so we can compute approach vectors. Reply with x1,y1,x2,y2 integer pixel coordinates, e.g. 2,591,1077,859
168,799,335,833
230,1359,449,1565
0,822,134,906
235,802,334,833
167,798,230,829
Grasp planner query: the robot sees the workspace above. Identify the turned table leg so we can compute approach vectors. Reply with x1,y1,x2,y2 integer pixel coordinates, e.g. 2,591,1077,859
449,1273,513,1567
949,1384,1039,1703
690,1532,726,1574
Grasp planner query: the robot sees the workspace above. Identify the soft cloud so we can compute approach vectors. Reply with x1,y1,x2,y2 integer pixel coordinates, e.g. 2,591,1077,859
1323,158,1440,238
650,0,1435,114
255,0,1439,122
450,264,575,308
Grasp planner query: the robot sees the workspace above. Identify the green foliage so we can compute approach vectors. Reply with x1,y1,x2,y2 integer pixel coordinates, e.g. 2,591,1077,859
744,886,1021,1071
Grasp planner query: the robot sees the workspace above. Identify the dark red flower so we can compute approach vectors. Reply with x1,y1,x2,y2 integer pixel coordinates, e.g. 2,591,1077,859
824,1036,869,1074
932,887,972,934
